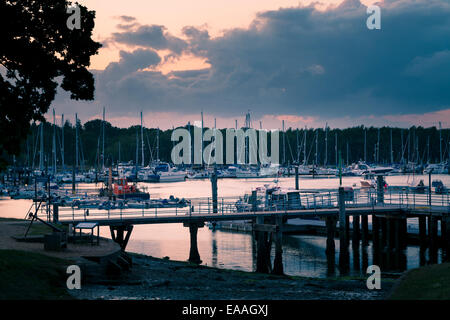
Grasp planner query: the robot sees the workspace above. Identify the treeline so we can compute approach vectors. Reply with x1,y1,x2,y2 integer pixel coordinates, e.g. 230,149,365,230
9,120,450,168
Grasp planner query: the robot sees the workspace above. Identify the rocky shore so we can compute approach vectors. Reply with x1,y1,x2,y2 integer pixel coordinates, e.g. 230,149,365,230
70,253,394,300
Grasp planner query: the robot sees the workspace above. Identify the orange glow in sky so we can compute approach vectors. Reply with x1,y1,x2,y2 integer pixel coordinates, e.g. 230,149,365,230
78,0,380,71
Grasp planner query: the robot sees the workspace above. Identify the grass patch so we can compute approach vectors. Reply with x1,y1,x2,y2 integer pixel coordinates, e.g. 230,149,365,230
0,249,73,300
389,263,450,300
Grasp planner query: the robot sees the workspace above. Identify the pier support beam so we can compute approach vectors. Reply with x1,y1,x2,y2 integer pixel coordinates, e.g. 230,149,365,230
255,216,272,274
184,222,204,264
326,216,337,275
338,187,349,274
294,166,299,190
429,216,438,264
419,216,427,250
361,215,369,246
443,215,450,262
109,225,134,251
211,167,218,214
377,175,384,204
272,215,284,275
352,215,360,250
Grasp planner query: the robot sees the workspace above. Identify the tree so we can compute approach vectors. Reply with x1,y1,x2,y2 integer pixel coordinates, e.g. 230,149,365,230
0,0,101,169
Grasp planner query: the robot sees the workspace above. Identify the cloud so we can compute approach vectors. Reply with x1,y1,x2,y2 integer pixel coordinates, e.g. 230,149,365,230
112,25,187,55
52,0,450,129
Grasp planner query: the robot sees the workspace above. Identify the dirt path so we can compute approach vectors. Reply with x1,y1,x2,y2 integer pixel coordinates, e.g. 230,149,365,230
0,220,120,259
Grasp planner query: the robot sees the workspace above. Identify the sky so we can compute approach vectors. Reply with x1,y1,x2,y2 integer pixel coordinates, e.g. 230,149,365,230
49,0,450,129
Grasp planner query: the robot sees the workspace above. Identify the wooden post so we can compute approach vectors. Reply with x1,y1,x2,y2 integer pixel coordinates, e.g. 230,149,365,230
361,215,369,246
294,166,299,190
377,175,384,204
429,216,438,263
52,204,59,224
380,217,387,249
326,216,337,256
256,216,270,273
272,215,284,275
211,167,218,214
338,187,347,248
352,215,360,250
444,215,450,262
419,216,427,250
186,222,203,264
338,187,349,274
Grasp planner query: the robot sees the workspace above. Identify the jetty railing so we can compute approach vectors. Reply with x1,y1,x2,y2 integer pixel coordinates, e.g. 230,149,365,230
50,187,450,223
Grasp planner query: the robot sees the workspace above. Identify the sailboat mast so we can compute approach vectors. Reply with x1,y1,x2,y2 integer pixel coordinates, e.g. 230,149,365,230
363,128,366,162
61,114,64,170
201,111,204,166
439,121,442,163
156,127,160,162
315,129,318,166
75,113,79,169
377,128,380,164
52,109,56,175
324,123,328,166
390,128,393,164
303,127,307,165
282,120,285,165
39,122,44,171
141,111,144,167
335,132,338,167
102,107,105,170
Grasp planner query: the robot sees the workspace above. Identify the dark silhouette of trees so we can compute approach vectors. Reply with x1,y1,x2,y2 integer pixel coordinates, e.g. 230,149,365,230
0,0,101,169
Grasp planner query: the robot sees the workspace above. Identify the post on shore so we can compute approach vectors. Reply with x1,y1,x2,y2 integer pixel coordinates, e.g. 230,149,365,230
419,215,427,251
184,221,204,264
338,187,347,248
352,215,360,250
211,167,218,214
52,204,59,224
272,215,284,275
443,214,450,261
361,214,369,246
377,175,384,204
255,216,270,273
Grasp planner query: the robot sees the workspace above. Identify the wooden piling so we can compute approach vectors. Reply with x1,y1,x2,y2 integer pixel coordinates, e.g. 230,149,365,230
211,167,218,214
272,215,284,275
294,166,299,190
256,216,270,273
184,222,204,264
444,215,450,261
361,214,369,246
429,216,438,263
338,187,347,249
419,216,427,250
352,215,360,250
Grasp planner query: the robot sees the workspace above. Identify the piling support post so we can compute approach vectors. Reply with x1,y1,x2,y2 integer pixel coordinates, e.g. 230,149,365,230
255,216,270,273
377,175,384,204
184,222,204,264
352,215,360,250
338,187,349,274
444,215,450,262
419,216,427,250
211,167,218,214
272,215,284,275
338,187,347,247
294,166,299,190
429,216,438,263
361,214,369,246
52,204,59,224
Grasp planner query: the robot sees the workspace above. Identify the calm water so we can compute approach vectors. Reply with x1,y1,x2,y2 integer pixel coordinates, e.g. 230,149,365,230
1,174,447,278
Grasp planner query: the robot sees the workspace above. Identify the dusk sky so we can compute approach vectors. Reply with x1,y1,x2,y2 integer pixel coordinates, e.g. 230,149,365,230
50,0,450,129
